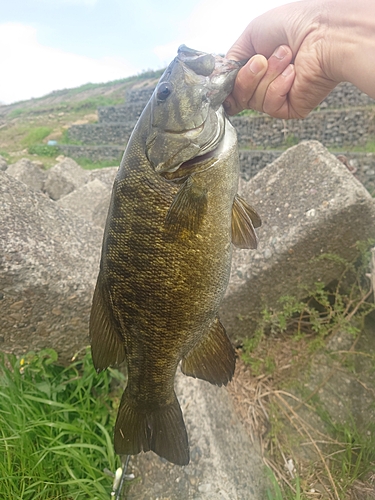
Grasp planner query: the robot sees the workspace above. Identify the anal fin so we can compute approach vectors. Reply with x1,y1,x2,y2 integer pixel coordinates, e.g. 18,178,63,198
89,272,126,371
181,317,235,386
114,389,189,466
231,194,261,249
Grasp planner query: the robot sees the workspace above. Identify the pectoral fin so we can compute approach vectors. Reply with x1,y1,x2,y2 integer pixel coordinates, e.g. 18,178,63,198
89,272,126,371
231,194,261,249
181,317,235,386
165,177,207,236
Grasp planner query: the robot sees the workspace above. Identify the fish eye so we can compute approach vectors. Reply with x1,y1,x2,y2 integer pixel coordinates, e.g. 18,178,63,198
157,82,172,101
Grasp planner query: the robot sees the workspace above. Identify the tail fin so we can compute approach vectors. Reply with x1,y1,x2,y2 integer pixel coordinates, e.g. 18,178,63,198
114,389,189,466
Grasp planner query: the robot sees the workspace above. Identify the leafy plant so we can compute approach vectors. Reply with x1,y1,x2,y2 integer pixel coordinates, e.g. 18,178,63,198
242,243,375,372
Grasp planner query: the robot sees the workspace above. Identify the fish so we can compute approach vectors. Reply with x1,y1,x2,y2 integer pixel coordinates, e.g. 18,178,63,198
89,45,261,466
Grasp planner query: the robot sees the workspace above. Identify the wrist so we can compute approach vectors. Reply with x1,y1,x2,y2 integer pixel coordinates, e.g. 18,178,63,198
318,0,375,97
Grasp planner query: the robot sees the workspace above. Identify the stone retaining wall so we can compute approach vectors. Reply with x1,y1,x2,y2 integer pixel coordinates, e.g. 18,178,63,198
67,122,135,146
59,144,124,162
67,108,375,149
62,81,375,195
319,81,375,109
98,86,154,123
232,108,375,148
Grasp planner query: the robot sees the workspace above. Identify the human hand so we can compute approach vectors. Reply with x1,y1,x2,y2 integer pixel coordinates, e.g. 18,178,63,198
224,0,375,119
225,44,295,119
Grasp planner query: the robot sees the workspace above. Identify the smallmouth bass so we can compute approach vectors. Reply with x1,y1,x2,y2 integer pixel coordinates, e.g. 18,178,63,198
89,45,261,466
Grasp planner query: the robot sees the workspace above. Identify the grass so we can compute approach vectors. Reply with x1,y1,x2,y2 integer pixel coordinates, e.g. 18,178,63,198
0,347,129,499
328,139,375,153
28,144,61,157
266,467,302,499
20,126,52,147
69,96,124,113
353,139,375,153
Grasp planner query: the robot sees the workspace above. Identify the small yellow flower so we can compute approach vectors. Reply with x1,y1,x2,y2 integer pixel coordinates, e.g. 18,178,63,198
20,358,25,366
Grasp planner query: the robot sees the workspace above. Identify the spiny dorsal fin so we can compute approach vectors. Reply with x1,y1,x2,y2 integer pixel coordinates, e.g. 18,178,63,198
231,194,261,249
89,273,126,371
181,317,235,386
114,389,189,465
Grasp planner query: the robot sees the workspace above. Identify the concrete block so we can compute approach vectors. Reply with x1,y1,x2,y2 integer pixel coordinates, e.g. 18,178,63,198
221,141,375,345
58,178,111,229
0,171,102,363
44,157,89,200
6,158,46,191
88,166,118,188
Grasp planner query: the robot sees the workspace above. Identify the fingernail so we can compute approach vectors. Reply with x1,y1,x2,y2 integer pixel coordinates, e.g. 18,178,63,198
274,45,288,60
282,64,294,77
249,56,264,75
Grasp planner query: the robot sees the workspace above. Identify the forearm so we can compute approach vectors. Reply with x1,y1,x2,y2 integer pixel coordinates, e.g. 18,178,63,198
321,0,375,98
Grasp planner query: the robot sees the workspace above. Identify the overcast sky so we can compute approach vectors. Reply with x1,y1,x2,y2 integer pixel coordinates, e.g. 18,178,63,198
0,0,292,105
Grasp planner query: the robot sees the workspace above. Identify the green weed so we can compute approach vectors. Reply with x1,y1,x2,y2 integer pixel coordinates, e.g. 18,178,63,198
0,348,127,499
237,109,260,117
28,144,61,157
76,157,120,170
70,96,124,112
8,108,27,119
58,129,84,146
265,467,302,500
284,134,299,148
0,150,10,161
21,126,52,147
328,137,375,153
350,138,375,153
317,411,375,492
242,243,375,373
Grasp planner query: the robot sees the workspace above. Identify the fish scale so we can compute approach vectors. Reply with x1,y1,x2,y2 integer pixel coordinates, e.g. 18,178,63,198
89,45,261,466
